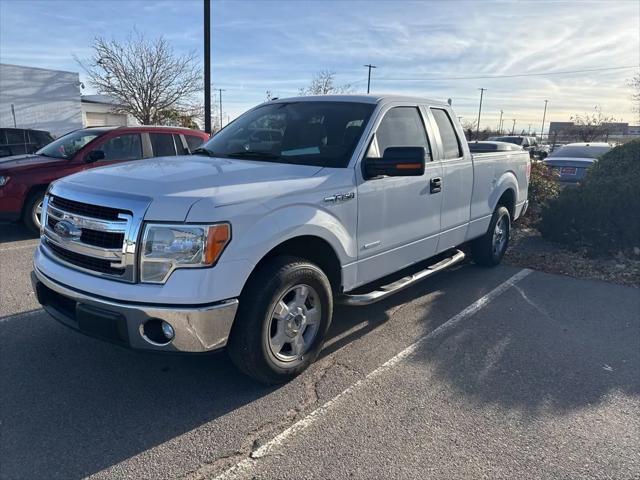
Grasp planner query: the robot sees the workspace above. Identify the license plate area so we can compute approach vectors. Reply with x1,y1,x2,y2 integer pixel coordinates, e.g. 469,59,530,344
560,166,577,175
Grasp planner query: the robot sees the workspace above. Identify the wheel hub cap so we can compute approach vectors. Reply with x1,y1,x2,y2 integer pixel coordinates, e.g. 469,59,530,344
267,284,321,362
285,308,306,337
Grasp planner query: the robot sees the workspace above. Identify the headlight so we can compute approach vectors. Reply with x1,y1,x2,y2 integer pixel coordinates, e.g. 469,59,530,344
0,176,9,187
140,223,231,283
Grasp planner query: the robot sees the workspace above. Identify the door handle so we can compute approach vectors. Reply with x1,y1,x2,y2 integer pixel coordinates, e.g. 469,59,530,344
430,177,442,194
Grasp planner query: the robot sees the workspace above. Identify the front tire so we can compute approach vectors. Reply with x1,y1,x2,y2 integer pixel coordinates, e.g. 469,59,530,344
23,190,45,234
471,205,511,267
227,255,333,384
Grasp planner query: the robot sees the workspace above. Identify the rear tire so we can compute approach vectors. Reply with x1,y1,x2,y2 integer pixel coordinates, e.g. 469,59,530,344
227,255,333,384
471,205,511,267
23,190,45,235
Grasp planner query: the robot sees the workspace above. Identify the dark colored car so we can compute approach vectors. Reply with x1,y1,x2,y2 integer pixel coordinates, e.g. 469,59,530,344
543,142,612,185
468,141,524,154
0,128,54,157
0,126,209,232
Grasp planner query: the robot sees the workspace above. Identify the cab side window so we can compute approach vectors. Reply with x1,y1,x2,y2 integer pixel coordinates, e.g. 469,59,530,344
430,108,463,159
101,134,143,161
370,107,430,159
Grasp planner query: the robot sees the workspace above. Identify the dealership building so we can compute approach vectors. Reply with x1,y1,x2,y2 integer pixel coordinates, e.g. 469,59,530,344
0,63,135,137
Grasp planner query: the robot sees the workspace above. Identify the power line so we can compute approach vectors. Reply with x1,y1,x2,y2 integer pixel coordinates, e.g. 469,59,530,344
374,65,638,82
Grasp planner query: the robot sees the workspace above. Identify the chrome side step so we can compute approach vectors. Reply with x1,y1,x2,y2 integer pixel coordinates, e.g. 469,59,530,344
340,249,466,306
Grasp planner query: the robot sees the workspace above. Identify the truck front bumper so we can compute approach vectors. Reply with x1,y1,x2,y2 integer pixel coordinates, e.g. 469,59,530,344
31,267,238,353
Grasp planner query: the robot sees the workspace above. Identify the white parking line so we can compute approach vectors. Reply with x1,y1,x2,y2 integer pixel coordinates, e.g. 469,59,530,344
0,242,39,252
215,268,533,480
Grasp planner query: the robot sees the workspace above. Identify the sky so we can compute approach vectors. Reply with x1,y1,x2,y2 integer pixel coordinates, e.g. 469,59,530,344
0,0,638,132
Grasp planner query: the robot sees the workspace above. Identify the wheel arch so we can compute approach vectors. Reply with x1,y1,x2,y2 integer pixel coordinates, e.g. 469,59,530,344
21,184,48,218
247,235,343,295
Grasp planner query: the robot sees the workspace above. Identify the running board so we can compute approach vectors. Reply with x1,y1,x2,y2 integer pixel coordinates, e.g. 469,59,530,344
339,249,466,306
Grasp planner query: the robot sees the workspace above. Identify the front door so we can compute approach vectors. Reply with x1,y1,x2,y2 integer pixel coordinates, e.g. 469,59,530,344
356,106,443,286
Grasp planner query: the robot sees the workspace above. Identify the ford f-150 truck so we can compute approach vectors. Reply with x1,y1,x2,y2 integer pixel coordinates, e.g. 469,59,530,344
31,95,530,384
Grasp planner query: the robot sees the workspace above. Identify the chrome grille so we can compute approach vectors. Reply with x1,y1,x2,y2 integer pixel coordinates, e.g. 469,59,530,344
41,194,137,282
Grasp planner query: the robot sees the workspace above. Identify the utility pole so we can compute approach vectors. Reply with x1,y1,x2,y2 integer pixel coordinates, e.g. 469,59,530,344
475,88,486,139
204,0,211,133
498,109,503,134
217,88,226,130
540,99,549,141
528,124,531,135
511,119,516,135
10,104,16,128
458,116,463,123
364,64,377,94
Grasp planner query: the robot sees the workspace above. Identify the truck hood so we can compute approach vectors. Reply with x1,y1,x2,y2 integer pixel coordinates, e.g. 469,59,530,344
0,153,64,172
60,155,324,221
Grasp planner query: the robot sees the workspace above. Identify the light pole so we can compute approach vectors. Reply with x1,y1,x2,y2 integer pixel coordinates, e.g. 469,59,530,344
204,0,211,133
498,109,503,134
528,124,531,135
540,99,549,141
217,88,226,129
475,88,486,139
364,64,377,94
511,119,516,135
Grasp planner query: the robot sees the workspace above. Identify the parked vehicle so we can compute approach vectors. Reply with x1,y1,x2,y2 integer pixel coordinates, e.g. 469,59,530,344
468,140,524,153
0,128,54,157
543,142,611,185
30,95,530,384
490,135,545,158
0,126,209,232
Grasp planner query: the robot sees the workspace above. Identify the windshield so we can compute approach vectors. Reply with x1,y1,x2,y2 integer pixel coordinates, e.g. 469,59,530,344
198,101,376,167
493,136,524,145
36,129,103,159
549,145,611,159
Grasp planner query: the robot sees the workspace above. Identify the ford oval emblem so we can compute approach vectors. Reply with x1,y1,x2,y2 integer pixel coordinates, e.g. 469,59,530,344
54,220,82,240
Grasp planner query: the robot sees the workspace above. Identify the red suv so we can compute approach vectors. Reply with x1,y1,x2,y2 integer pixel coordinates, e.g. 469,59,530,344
0,126,209,232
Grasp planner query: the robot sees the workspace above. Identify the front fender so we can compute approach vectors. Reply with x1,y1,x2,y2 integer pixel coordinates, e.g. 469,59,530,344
233,203,356,267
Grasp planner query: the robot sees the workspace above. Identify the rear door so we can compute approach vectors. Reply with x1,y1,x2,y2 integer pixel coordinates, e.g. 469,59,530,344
355,105,443,285
427,107,473,251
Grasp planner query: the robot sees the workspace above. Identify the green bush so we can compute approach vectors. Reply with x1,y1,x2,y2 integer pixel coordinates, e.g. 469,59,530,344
540,140,640,253
528,161,560,214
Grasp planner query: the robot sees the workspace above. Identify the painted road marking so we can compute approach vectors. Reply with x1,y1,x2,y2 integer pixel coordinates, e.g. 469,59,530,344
214,268,533,480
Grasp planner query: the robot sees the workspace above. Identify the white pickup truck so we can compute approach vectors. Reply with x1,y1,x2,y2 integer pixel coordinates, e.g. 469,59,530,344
32,95,530,383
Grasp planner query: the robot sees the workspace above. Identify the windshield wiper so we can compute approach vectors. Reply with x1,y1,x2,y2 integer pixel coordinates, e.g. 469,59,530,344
225,151,281,160
192,147,214,156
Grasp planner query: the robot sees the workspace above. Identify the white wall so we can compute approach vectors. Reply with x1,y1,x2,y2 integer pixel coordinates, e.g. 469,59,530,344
0,63,83,137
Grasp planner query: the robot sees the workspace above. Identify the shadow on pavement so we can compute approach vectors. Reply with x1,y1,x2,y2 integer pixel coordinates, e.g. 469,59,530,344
0,222,37,243
0,263,537,479
413,271,640,414
0,268,454,479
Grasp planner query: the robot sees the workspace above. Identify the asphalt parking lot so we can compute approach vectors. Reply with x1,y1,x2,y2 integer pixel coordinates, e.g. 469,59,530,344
1,224,639,480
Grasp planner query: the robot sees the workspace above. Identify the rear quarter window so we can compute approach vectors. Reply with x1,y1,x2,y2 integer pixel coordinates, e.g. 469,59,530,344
430,108,463,159
185,135,205,152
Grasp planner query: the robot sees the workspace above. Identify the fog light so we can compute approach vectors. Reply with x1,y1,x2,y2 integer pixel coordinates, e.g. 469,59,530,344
141,318,175,345
161,321,175,340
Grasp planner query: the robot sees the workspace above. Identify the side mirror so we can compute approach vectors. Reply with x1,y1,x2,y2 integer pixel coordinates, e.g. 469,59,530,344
85,150,105,163
363,147,426,179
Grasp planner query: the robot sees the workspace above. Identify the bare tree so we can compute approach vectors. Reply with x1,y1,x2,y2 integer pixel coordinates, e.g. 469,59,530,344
298,70,353,96
78,32,202,125
570,106,617,142
628,73,640,124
